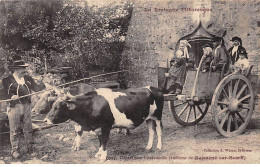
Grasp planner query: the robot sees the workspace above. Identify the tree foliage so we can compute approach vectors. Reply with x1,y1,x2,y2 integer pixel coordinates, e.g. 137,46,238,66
0,0,133,79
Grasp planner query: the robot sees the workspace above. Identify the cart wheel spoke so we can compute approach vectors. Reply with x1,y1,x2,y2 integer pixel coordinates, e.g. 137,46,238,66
235,111,245,123
174,102,186,108
222,89,230,101
217,101,230,105
238,94,251,103
235,84,247,99
227,114,232,132
185,106,192,122
220,111,230,129
193,105,196,122
218,107,228,116
232,79,240,98
178,103,189,117
196,105,203,114
232,114,238,130
228,80,233,98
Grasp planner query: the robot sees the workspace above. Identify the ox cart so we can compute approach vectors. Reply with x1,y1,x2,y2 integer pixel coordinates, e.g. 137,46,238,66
158,26,259,137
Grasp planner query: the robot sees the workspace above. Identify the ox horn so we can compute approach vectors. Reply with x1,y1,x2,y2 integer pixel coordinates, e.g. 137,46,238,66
66,92,76,102
51,85,62,96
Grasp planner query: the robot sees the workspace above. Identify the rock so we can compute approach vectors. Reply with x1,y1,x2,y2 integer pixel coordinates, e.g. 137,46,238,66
63,137,70,142
45,133,51,137
0,160,5,164
4,157,12,162
31,152,37,157
24,157,47,164
32,123,40,129
11,161,23,164
58,135,64,141
41,154,48,160
54,134,60,140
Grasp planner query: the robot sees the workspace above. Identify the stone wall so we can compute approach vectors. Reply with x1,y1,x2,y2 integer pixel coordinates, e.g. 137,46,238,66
121,0,259,87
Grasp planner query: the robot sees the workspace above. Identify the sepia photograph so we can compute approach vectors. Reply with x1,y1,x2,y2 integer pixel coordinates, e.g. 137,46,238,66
0,0,259,164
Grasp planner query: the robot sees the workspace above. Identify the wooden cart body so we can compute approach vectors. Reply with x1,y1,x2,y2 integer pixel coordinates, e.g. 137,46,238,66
158,65,259,137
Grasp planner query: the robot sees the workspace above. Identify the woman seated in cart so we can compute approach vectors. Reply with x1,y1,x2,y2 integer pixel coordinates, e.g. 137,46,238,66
201,44,213,72
162,40,193,94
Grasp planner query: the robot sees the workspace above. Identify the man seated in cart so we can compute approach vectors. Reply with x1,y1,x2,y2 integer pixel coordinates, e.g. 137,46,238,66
211,37,229,71
162,40,193,94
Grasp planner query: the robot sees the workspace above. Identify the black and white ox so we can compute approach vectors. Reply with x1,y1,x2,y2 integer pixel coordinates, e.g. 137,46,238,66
44,86,164,162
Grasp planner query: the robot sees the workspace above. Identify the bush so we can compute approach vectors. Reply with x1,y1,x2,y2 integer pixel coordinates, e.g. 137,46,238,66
0,0,133,79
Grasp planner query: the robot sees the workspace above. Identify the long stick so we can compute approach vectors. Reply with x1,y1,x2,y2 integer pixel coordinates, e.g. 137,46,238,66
0,70,128,103
0,124,59,135
191,56,204,99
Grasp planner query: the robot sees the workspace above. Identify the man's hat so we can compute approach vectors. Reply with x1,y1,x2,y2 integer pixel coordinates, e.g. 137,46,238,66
212,37,222,42
240,48,248,55
231,36,242,42
8,60,29,69
202,43,212,48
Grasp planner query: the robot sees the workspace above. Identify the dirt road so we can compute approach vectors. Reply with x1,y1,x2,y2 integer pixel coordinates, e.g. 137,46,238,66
0,103,259,164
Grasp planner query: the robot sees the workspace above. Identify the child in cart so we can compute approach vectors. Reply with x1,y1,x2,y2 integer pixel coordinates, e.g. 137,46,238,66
232,48,250,75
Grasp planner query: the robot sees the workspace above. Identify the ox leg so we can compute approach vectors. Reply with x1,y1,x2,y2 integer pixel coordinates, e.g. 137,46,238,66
146,119,155,150
95,127,111,162
155,120,162,150
125,129,130,135
72,124,83,151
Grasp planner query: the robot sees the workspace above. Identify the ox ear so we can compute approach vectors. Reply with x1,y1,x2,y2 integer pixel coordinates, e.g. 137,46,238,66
48,96,58,102
66,102,76,110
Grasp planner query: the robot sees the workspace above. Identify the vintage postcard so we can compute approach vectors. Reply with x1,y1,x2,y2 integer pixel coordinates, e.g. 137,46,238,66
0,0,259,164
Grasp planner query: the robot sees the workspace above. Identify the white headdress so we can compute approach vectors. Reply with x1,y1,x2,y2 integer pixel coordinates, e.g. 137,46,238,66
179,40,191,59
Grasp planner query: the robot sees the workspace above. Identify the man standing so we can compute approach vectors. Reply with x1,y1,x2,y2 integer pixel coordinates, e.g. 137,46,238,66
228,36,247,65
2,58,45,159
211,37,229,71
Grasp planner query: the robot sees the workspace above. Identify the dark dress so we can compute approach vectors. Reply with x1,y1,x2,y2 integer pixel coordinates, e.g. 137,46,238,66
162,57,187,94
228,45,247,65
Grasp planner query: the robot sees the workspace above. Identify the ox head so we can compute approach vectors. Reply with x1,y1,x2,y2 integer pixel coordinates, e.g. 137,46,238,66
44,93,77,124
31,90,52,114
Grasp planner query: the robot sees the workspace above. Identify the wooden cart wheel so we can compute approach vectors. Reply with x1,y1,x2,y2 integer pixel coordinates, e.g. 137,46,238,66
212,74,254,137
169,100,209,126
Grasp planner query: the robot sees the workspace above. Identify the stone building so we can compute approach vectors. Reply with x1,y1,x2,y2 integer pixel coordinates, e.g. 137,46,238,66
121,0,259,87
